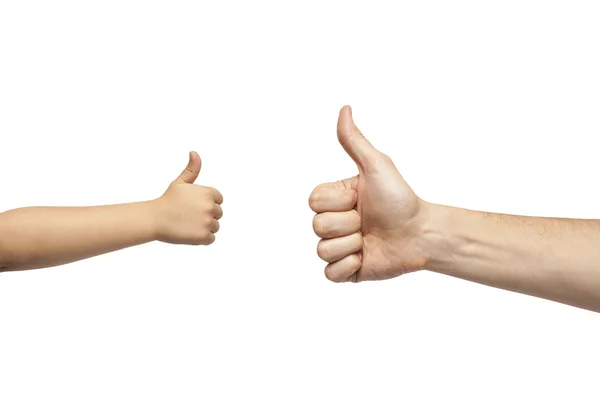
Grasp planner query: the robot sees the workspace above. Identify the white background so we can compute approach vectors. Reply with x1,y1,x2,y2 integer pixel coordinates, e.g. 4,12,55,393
1,1,599,399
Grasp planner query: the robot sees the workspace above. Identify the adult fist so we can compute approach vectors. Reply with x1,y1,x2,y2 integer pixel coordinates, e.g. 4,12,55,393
309,106,431,282
153,151,223,245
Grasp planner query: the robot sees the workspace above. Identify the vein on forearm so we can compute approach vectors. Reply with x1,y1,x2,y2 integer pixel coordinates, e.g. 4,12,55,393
428,206,600,311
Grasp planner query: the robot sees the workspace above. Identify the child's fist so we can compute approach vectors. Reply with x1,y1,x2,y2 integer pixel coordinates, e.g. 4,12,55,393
152,151,223,245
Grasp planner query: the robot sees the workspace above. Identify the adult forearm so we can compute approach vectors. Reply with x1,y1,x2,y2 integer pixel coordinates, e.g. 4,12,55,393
0,202,158,272
424,204,600,312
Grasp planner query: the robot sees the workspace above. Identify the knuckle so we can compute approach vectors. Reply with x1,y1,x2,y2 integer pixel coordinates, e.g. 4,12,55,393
379,151,392,162
308,189,322,209
324,266,343,283
191,230,210,245
376,152,394,168
324,266,335,282
199,187,212,197
191,236,205,246
316,241,330,261
312,214,329,237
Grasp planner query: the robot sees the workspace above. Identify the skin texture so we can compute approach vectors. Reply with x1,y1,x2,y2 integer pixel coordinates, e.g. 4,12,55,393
0,151,223,272
310,106,600,313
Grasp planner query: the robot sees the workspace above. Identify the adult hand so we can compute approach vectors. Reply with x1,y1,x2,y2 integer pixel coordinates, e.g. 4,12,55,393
309,106,431,282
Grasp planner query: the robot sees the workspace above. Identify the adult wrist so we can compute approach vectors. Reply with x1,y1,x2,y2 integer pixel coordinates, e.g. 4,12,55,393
419,202,462,274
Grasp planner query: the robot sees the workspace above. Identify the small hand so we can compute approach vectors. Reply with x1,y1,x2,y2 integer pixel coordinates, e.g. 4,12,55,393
153,151,223,245
309,106,431,282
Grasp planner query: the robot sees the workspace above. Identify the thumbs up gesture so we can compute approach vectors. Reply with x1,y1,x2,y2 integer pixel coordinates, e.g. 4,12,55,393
309,106,431,282
153,151,223,245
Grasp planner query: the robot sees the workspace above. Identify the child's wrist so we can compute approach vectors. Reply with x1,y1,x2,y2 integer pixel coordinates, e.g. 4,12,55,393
145,199,164,242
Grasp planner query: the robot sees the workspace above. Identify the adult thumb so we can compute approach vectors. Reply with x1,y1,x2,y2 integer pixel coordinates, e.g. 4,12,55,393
174,151,202,184
337,105,378,169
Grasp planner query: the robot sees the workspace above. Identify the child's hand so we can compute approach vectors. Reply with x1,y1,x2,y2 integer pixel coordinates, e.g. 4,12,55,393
153,152,223,245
